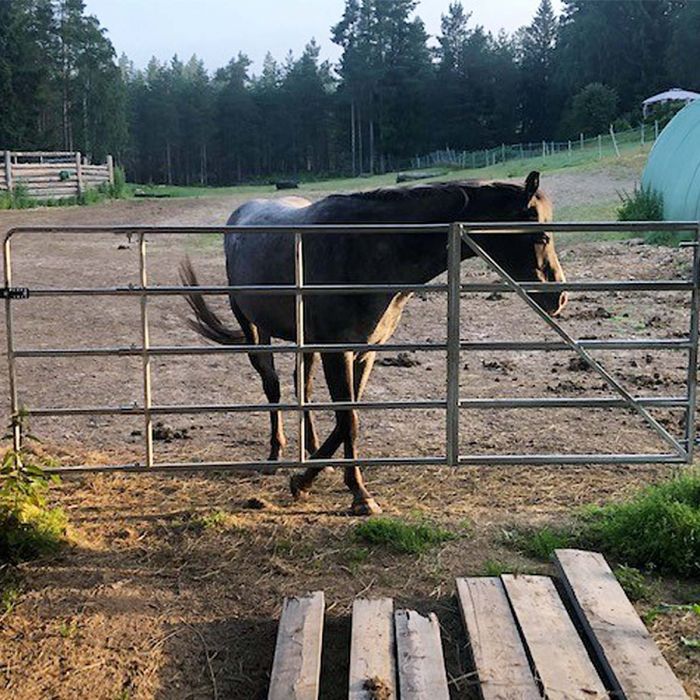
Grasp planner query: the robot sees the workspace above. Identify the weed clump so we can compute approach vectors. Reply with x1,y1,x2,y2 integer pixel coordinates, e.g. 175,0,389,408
503,471,700,577
354,516,456,555
0,414,66,564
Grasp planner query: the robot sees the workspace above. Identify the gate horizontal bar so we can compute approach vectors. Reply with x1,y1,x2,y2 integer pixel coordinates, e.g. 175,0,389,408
24,394,687,418
457,453,687,465
7,220,700,241
15,279,695,298
13,337,692,359
41,452,687,475
460,396,687,408
25,399,447,417
44,456,449,474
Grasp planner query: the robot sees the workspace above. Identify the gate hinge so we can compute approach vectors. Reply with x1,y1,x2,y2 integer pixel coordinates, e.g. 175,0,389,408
0,287,30,300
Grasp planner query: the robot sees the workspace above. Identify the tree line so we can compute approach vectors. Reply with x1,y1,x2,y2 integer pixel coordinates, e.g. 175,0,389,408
1,0,699,185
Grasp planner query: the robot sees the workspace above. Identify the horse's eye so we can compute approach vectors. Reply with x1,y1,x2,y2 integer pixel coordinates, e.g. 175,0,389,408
535,233,550,246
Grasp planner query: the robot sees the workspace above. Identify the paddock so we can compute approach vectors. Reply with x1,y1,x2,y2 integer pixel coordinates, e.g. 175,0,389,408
1,150,114,200
0,186,698,698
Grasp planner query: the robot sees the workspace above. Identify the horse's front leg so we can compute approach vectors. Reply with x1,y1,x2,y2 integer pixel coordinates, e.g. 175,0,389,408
326,352,381,515
289,351,381,515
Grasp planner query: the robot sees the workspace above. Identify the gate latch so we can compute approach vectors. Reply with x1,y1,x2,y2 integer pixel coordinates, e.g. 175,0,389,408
0,287,30,300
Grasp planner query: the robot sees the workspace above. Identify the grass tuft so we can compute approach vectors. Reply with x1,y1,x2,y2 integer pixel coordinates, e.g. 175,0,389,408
614,564,654,601
503,471,700,577
354,516,457,555
578,471,700,576
500,525,573,559
0,502,67,563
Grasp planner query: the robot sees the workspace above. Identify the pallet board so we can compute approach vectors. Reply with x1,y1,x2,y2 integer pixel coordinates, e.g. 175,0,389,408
349,598,397,700
263,551,687,699
456,577,540,700
502,574,607,699
268,591,325,700
554,549,688,699
395,609,450,700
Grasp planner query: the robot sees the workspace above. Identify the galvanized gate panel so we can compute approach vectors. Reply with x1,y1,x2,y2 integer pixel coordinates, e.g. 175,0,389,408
3,221,699,474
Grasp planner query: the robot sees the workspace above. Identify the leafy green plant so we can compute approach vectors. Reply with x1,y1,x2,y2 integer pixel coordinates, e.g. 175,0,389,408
578,471,700,577
110,166,127,198
502,471,700,577
500,525,573,560
614,564,653,601
0,411,65,563
617,184,663,222
354,516,457,555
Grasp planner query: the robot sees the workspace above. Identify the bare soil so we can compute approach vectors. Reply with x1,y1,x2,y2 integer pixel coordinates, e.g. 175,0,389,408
0,169,698,699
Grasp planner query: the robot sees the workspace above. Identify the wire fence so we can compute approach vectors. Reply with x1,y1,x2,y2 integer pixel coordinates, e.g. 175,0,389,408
411,123,661,172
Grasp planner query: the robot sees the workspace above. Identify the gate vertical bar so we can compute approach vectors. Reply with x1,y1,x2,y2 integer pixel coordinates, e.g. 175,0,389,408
3,237,21,451
294,231,306,462
684,224,700,463
446,223,461,466
139,232,154,467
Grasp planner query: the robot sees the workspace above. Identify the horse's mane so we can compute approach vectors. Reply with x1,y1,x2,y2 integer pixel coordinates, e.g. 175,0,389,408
323,178,553,220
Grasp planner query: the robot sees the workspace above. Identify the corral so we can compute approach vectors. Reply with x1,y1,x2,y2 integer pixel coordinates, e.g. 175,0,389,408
0,165,699,698
1,150,114,201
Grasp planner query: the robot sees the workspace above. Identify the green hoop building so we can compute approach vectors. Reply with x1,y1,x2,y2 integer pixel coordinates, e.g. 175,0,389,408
642,100,700,221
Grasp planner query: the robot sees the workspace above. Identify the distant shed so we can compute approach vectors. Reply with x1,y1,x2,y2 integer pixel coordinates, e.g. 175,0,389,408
641,100,700,221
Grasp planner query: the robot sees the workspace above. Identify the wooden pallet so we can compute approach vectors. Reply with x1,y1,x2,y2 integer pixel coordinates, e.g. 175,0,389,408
267,550,688,699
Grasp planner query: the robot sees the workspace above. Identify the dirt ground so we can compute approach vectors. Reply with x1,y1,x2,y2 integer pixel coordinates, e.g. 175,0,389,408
0,168,698,699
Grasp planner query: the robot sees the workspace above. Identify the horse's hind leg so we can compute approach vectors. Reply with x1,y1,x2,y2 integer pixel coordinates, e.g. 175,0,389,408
230,300,285,463
294,352,320,453
343,352,379,515
252,330,285,464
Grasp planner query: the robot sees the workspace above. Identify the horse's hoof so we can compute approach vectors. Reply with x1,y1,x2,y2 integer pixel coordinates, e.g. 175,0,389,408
290,474,310,500
350,498,382,516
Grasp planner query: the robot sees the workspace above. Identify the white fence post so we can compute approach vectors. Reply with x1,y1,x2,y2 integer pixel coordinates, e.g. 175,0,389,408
4,150,13,191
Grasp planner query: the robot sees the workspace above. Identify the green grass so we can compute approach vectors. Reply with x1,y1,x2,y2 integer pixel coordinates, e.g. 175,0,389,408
614,564,655,601
504,471,700,577
501,525,573,559
0,503,67,563
354,516,457,555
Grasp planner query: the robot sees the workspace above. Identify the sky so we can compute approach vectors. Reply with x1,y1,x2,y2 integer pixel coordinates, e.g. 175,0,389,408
84,0,563,74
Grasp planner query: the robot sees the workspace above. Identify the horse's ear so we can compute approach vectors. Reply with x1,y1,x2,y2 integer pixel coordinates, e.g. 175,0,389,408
525,171,540,198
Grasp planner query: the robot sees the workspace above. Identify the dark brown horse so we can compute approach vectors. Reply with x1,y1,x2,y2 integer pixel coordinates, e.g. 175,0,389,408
181,171,567,515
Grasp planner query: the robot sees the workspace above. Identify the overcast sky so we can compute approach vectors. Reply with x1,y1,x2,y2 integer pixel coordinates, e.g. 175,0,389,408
84,0,563,74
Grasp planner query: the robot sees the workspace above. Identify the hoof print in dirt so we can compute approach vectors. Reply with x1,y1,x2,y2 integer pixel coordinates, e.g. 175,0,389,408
377,352,421,368
152,422,190,442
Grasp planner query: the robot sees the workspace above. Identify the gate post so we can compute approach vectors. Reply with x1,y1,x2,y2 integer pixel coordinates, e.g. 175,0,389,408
3,234,21,452
294,231,306,462
685,224,700,463
446,223,461,467
138,233,154,467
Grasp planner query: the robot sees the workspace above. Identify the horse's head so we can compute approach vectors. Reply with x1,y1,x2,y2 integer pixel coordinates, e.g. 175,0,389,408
462,171,567,317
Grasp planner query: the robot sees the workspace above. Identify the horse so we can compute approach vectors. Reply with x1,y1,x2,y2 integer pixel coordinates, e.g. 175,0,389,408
181,171,567,515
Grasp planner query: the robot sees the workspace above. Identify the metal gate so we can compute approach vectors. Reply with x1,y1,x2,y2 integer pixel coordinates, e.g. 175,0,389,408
3,221,699,474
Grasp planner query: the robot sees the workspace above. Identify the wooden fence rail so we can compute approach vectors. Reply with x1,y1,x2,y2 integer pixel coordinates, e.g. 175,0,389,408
1,150,114,199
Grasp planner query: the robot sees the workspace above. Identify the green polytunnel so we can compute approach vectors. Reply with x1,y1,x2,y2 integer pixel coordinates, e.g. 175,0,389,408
642,100,700,221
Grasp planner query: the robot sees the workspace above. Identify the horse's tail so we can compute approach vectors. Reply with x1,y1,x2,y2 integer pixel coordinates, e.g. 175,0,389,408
179,257,247,345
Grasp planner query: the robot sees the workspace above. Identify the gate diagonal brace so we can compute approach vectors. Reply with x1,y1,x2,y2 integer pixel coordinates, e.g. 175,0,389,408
459,226,687,459
1,287,29,300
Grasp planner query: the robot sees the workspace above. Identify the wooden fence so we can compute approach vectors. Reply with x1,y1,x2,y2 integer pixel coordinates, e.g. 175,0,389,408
0,150,114,199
